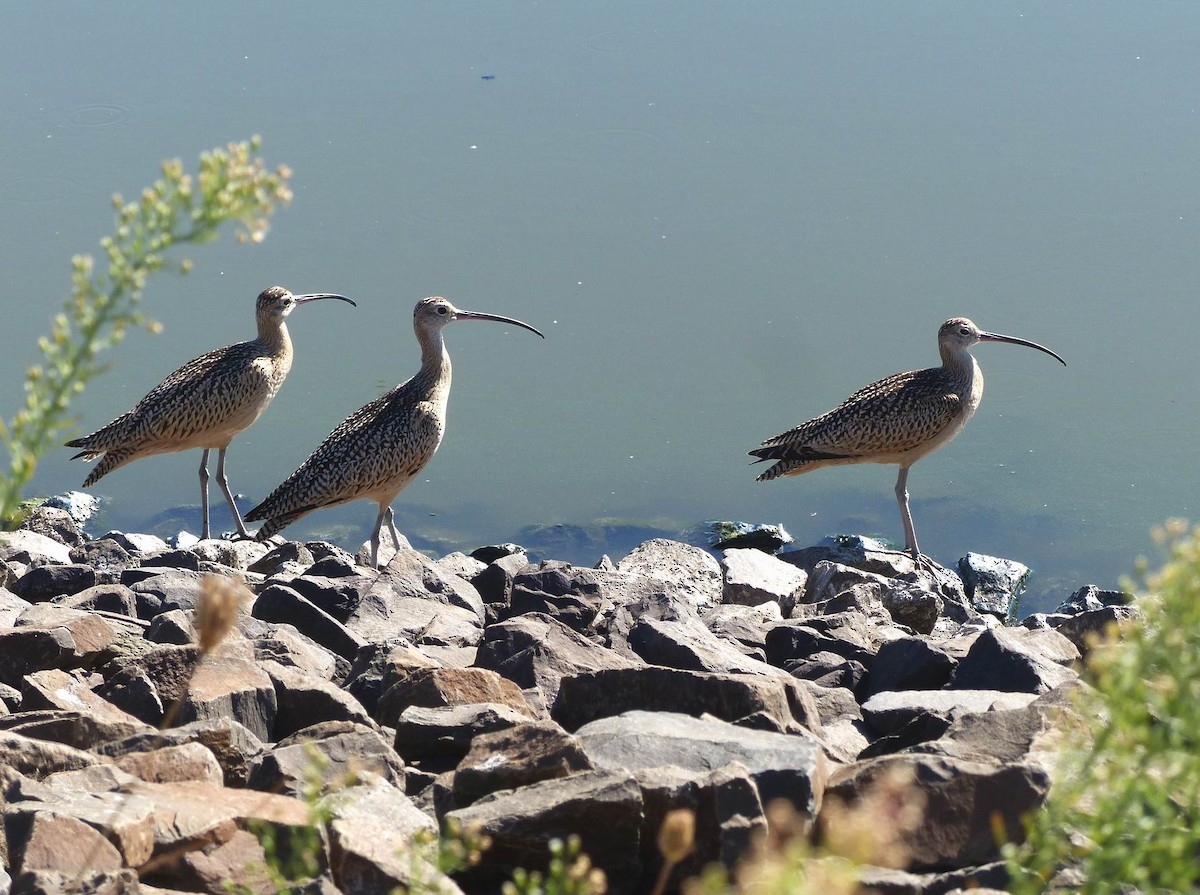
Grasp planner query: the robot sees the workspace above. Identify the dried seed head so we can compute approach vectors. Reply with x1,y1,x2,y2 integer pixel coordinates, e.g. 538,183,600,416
195,573,250,654
657,808,696,865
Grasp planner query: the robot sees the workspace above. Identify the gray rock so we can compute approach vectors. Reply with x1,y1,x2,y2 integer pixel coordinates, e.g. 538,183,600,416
616,538,722,612
765,612,885,670
252,624,341,681
780,535,916,577
42,492,99,527
702,602,782,659
377,666,532,727
128,569,205,615
178,652,277,742
453,721,593,808
435,551,488,581
880,579,940,634
248,720,404,797
861,689,1038,736
828,753,1050,870
470,543,527,564
950,627,1079,694
5,811,123,875
54,583,137,617
20,668,153,740
393,703,533,763
366,547,485,621
145,608,197,645
468,553,528,605
4,786,156,867
706,520,793,553
632,761,767,886
248,540,315,577
1048,604,1143,654
627,615,782,676
719,548,806,611
857,861,1010,895
344,638,443,717
18,504,87,548
576,710,827,820
252,583,366,661
796,556,892,607
101,531,170,556
505,561,606,631
0,530,73,566
958,552,1029,620
260,659,373,739
552,666,795,732
1056,584,1130,615
141,548,203,571
346,557,484,647
445,769,643,895
0,627,79,689
281,573,367,620
0,730,102,777
0,586,32,628
475,613,641,705
98,717,264,787
68,540,136,577
322,777,456,895
10,564,97,602
786,650,867,691
863,636,958,697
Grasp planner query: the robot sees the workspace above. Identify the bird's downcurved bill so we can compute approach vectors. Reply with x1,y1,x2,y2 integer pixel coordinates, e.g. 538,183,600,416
295,293,357,307
456,310,545,338
979,331,1066,366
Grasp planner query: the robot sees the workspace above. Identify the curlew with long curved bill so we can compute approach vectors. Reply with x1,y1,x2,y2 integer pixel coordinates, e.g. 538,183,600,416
66,286,355,539
750,317,1065,559
246,296,544,567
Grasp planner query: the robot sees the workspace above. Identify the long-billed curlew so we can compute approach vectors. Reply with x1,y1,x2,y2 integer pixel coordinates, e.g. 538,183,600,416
750,317,1065,559
66,286,355,540
245,296,544,567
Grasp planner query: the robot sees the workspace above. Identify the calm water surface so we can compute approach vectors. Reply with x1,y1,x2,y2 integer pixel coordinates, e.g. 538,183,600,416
3,4,1198,613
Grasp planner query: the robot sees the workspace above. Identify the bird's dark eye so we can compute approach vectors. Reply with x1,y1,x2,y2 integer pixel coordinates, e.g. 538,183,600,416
959,326,970,335
436,306,448,315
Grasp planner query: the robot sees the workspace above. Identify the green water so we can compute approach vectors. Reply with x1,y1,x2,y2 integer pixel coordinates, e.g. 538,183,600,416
3,3,1197,613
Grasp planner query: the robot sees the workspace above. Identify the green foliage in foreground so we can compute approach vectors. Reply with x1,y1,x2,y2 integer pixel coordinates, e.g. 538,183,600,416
0,137,292,526
1008,520,1200,894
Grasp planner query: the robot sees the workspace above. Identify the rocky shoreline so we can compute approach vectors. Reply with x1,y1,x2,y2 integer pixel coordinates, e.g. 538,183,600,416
0,499,1138,894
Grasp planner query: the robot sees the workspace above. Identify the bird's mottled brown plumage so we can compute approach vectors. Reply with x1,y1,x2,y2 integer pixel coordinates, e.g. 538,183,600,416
751,317,1065,557
246,296,544,567
66,286,355,539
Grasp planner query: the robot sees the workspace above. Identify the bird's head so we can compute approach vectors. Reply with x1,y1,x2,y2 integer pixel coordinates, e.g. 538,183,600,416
413,296,544,338
256,286,355,324
939,317,1065,365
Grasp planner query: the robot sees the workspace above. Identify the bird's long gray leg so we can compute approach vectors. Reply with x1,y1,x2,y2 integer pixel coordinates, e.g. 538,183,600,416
384,506,402,550
369,504,389,569
215,447,252,539
198,449,211,540
895,465,921,559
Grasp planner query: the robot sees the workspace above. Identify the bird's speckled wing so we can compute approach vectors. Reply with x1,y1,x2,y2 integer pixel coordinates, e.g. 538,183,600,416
67,341,273,452
752,367,962,471
246,380,445,524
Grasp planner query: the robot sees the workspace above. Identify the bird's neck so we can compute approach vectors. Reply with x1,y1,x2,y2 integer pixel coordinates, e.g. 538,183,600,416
256,318,292,357
939,344,978,383
417,328,452,390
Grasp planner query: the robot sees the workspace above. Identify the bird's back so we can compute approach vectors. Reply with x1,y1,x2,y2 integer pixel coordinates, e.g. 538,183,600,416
68,340,284,455
247,371,448,527
752,365,969,479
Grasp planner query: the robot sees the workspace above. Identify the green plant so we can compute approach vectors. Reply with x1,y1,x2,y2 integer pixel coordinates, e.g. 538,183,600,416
234,750,333,894
0,137,292,525
407,819,492,894
1008,519,1200,894
502,835,607,895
